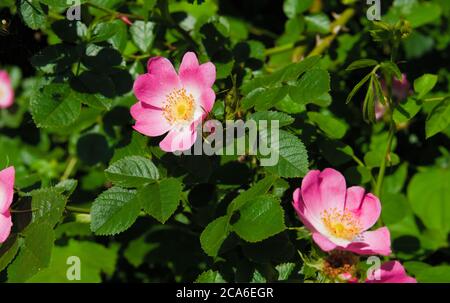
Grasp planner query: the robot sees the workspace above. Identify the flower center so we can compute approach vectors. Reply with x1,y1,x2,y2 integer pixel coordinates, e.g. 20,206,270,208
323,251,359,280
163,88,195,124
321,208,361,241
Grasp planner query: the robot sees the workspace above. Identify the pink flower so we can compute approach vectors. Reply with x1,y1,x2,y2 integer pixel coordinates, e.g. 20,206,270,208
119,15,133,26
292,168,391,256
375,74,410,121
380,73,411,101
366,261,417,283
0,70,14,109
392,74,411,101
131,52,216,152
375,100,386,121
0,167,15,243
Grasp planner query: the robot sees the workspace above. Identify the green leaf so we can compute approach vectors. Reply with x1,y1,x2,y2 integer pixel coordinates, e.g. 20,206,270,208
305,13,330,34
283,0,313,18
364,150,399,168
241,56,320,94
232,195,285,242
346,59,378,71
276,263,296,281
109,20,128,52
228,175,278,213
30,187,68,227
124,234,158,268
90,187,141,235
111,133,150,163
54,179,78,197
414,74,438,99
393,97,422,124
91,22,119,43
408,168,450,233
8,223,55,282
130,21,156,53
249,111,294,127
196,270,226,283
346,72,372,104
28,240,118,282
241,86,288,111
289,69,330,105
425,98,450,138
380,61,402,80
381,193,409,225
261,129,309,178
138,178,183,224
416,266,450,283
362,75,376,123
19,0,45,30
40,0,87,7
200,216,230,257
105,156,159,187
405,2,442,28
307,112,348,139
30,84,82,128
0,236,20,272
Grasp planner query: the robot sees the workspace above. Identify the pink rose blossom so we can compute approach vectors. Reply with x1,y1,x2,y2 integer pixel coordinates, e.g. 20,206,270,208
0,167,15,243
131,52,216,152
376,73,411,121
292,168,391,256
366,261,417,283
0,70,14,109
120,16,133,26
391,74,411,101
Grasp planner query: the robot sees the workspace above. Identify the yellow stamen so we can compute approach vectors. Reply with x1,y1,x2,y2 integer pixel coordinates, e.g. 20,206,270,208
321,208,361,241
163,88,195,124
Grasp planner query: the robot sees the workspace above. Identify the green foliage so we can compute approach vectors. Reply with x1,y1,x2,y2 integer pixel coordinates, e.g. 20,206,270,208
90,187,141,235
408,167,450,233
130,21,156,53
138,178,183,223
8,223,54,282
30,83,83,128
414,74,438,99
105,156,159,187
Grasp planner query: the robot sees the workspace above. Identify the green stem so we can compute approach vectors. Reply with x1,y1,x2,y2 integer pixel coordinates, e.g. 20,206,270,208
264,43,296,56
374,121,395,197
423,96,449,102
65,205,148,217
263,8,355,57
66,206,91,214
308,8,355,57
85,2,142,20
61,157,78,181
